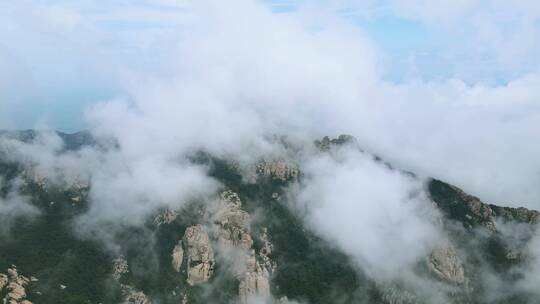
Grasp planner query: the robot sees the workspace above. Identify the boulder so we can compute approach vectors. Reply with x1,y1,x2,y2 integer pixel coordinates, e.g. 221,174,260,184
427,246,465,284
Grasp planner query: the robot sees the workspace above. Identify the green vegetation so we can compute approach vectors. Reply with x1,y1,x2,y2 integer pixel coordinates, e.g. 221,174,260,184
0,163,122,303
0,135,537,304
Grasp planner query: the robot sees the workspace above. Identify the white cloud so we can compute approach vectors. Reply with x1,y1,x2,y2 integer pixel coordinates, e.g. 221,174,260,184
3,0,538,226
388,0,540,76
0,3,539,295
0,3,539,302
0,177,39,235
294,146,442,280
516,232,540,298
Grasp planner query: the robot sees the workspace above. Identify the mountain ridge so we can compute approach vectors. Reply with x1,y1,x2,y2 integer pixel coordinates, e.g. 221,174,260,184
0,132,538,303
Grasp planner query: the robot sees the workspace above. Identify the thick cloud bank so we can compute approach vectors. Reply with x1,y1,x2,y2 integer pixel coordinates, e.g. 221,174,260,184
1,0,540,207
0,2,539,301
0,0,538,255
295,146,442,280
83,0,540,208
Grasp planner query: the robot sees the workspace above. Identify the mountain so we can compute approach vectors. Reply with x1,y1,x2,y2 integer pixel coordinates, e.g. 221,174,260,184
0,130,95,151
0,132,538,304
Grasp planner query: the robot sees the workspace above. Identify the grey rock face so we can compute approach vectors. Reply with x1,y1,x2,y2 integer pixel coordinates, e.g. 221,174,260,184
238,268,271,303
171,241,184,272
427,246,465,284
183,224,215,286
468,199,497,230
211,191,253,251
154,208,178,226
210,190,273,303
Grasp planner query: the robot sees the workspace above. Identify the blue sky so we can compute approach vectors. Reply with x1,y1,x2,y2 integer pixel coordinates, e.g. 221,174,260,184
1,0,539,131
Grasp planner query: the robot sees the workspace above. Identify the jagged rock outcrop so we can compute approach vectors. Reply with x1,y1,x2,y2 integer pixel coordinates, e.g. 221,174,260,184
210,190,273,303
238,266,271,303
183,224,215,286
258,228,276,273
429,179,540,234
256,160,299,181
315,134,357,151
491,205,540,225
154,208,178,226
429,179,498,230
0,266,34,304
112,257,152,304
171,241,184,272
167,191,276,302
427,246,465,284
211,191,253,251
237,256,271,302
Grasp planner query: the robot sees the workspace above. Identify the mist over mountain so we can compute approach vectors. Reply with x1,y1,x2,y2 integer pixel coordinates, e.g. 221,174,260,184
0,131,539,304
1,1,540,303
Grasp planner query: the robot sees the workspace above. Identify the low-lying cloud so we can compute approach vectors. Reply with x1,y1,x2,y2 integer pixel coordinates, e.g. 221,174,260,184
294,146,442,280
0,177,39,235
2,0,540,207
74,0,540,209
0,1,539,302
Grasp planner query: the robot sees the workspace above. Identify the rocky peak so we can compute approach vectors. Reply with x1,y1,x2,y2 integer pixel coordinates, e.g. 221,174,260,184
315,134,357,151
429,179,540,235
211,190,253,250
165,190,277,302
183,224,215,286
210,191,272,303
429,179,497,230
490,205,540,225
